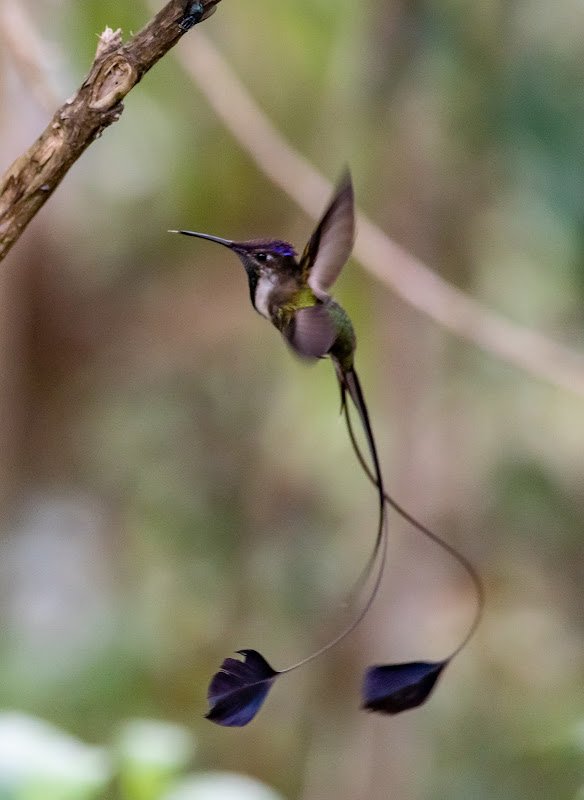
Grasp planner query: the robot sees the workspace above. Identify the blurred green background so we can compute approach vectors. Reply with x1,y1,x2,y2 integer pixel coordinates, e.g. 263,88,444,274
1,0,584,798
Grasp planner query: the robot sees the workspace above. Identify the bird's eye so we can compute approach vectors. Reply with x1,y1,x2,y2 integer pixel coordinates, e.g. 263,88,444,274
256,252,267,262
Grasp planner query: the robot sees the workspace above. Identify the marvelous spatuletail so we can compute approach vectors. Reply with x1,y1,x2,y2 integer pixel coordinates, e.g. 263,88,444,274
170,171,484,727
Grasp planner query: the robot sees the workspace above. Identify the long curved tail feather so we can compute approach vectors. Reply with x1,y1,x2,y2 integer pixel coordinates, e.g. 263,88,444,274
337,366,388,598
343,392,484,658
276,366,388,673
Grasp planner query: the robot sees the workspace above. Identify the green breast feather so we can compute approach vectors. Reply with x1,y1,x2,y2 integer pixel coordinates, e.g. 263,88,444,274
326,301,356,369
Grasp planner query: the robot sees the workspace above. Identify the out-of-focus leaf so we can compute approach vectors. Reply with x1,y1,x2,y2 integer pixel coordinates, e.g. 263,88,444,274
117,719,196,800
0,712,110,800
161,771,286,800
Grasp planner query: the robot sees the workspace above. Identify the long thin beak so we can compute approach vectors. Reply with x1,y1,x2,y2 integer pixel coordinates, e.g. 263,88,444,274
168,230,234,248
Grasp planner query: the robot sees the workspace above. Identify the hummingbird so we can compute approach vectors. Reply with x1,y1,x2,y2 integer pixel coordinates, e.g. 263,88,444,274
169,171,483,727
170,171,385,530
170,171,355,362
171,171,388,595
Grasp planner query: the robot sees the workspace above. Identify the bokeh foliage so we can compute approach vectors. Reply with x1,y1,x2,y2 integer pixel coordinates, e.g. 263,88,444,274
1,0,583,798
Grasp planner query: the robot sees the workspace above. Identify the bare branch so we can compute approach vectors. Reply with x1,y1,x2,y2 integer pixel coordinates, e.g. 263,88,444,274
0,0,221,263
176,31,584,398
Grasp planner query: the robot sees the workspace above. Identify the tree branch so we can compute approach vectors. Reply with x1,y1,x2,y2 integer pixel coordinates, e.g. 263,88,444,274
176,30,584,398
0,0,221,263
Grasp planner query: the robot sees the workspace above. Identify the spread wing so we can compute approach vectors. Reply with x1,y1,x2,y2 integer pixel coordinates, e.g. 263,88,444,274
301,170,355,296
284,305,337,360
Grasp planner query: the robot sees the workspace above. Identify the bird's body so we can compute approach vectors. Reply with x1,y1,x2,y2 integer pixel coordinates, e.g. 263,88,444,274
250,256,356,373
171,171,359,374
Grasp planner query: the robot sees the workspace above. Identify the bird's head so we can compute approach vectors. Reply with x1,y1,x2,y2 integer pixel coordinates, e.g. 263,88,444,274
169,231,298,308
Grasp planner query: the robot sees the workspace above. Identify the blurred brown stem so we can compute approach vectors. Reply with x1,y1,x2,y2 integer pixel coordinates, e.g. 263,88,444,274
0,0,221,263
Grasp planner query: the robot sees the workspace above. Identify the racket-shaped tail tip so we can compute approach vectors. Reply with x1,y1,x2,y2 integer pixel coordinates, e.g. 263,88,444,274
362,659,448,715
206,649,279,727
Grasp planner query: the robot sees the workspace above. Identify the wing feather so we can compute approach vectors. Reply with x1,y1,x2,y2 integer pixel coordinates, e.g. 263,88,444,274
301,170,355,295
284,305,337,359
